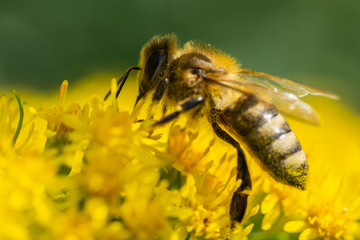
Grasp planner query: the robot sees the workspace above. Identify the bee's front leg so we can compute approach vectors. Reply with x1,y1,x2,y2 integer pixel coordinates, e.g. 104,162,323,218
154,96,204,125
211,121,251,224
104,66,140,101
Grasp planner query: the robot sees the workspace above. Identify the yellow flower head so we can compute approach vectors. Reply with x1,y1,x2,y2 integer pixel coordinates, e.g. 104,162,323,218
1,77,359,240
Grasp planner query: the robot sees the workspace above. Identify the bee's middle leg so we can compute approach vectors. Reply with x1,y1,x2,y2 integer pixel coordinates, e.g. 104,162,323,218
211,121,251,223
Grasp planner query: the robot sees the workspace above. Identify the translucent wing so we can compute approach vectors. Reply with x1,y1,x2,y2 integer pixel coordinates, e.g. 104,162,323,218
238,69,338,99
206,69,338,125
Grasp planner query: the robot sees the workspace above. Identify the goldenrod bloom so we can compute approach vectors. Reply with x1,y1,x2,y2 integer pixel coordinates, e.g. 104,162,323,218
0,78,359,240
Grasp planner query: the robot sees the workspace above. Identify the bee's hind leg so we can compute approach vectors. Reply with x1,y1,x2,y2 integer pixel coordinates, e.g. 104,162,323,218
211,121,252,223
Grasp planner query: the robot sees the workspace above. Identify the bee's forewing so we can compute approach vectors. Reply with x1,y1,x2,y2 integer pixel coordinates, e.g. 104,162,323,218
239,69,339,100
206,70,339,125
242,84,321,125
266,91,320,125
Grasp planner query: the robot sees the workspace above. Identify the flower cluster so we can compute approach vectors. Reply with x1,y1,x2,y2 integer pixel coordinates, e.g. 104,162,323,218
0,78,359,240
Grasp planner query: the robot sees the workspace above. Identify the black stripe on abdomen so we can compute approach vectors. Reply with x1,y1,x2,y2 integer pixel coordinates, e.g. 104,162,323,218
223,94,278,136
220,95,307,189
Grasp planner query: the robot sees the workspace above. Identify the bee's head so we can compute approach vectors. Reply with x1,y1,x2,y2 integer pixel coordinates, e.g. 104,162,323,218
164,52,220,102
172,52,212,84
171,52,228,88
137,34,178,101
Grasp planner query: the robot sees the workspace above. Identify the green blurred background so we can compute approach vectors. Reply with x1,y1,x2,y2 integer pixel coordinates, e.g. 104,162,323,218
0,0,359,112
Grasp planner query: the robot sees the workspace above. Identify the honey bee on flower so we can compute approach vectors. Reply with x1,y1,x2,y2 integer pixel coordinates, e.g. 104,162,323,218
106,34,338,223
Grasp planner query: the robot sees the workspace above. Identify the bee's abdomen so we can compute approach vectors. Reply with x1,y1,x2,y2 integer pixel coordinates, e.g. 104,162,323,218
221,94,308,189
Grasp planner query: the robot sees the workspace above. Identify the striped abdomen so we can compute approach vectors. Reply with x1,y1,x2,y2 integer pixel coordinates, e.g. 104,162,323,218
219,94,308,189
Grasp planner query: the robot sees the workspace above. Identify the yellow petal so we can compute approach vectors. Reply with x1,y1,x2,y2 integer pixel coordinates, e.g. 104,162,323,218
243,223,254,235
58,80,68,105
299,228,318,240
261,193,279,214
248,204,260,218
284,220,306,233
261,205,280,230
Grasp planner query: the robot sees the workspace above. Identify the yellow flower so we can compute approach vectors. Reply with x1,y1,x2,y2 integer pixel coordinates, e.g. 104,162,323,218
1,75,359,240
0,94,59,239
165,122,258,239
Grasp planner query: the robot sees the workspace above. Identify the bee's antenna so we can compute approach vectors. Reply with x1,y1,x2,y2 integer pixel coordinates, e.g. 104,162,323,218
104,66,141,101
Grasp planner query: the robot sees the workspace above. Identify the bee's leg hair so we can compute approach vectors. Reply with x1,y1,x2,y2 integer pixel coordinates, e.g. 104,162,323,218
154,96,204,126
211,121,251,223
104,66,141,101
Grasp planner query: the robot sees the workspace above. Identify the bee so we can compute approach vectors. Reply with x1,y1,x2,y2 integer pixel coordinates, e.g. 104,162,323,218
105,34,338,223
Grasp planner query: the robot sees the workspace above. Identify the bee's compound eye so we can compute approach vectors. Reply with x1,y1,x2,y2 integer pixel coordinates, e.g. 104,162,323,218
144,50,166,82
